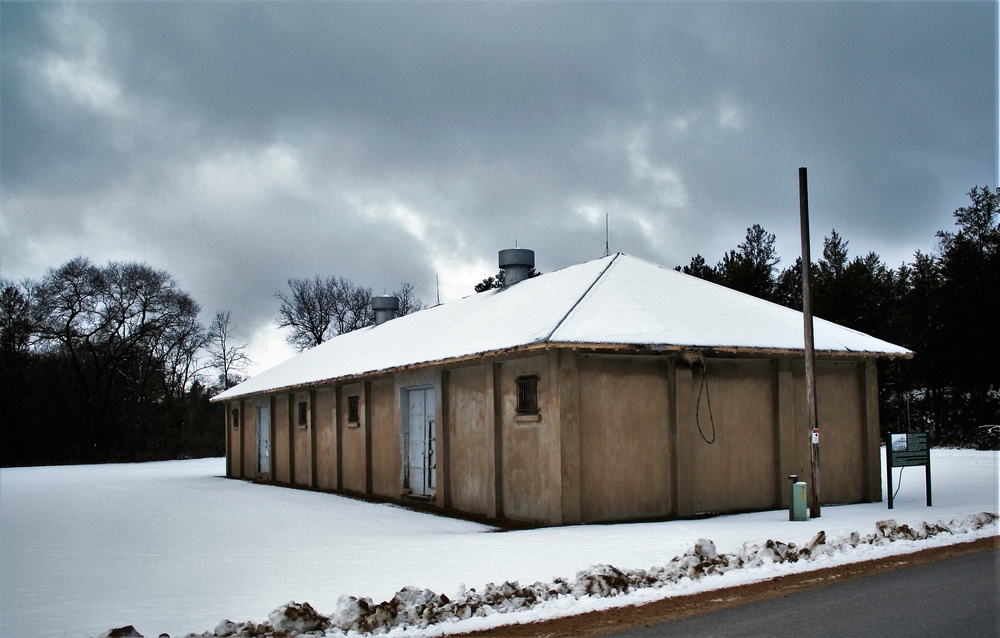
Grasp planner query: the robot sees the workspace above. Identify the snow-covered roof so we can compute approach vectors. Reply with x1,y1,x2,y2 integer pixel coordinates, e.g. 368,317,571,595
214,253,910,401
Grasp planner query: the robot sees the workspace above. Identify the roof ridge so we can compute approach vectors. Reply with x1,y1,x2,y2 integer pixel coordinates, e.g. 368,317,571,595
542,253,620,343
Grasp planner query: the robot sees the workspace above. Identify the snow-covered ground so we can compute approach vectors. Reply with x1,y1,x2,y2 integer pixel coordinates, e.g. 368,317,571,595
1,449,996,638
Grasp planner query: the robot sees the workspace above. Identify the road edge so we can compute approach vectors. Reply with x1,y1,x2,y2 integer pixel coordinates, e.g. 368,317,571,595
455,535,999,637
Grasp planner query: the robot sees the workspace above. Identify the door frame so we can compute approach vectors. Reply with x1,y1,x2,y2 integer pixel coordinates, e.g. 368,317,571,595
256,398,271,477
402,385,436,497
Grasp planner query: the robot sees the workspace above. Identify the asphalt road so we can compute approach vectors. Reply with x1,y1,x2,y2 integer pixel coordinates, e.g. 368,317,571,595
611,548,1000,637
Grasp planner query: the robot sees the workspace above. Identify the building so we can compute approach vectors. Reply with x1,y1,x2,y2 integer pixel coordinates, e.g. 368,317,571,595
212,251,910,525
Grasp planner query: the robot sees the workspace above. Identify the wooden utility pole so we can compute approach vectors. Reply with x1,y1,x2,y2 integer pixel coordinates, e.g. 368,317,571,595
799,167,821,518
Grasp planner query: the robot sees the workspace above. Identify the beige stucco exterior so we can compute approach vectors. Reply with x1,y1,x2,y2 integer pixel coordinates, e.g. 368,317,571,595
224,347,883,526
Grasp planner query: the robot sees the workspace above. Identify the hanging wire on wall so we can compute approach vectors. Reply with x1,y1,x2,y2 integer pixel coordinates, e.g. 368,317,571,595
696,354,717,444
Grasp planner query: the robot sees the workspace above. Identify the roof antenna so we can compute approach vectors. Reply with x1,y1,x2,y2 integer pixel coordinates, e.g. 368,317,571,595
603,212,611,257
435,273,441,306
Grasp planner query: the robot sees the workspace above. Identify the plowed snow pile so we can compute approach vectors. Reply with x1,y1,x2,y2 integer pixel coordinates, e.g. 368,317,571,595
183,513,994,638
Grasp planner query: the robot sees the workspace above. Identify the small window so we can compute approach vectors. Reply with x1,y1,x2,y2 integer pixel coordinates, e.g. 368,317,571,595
516,373,539,415
298,401,308,428
347,395,360,423
231,408,240,430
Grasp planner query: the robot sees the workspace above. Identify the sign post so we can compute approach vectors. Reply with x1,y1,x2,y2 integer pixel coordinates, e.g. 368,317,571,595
886,432,932,509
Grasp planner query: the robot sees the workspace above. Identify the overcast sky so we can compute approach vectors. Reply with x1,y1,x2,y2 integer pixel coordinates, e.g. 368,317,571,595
2,1,997,372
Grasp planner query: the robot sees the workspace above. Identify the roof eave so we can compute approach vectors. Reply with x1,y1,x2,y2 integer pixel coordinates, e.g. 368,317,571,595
210,340,912,403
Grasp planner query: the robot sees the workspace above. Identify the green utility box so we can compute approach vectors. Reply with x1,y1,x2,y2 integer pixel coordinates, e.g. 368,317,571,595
790,481,808,521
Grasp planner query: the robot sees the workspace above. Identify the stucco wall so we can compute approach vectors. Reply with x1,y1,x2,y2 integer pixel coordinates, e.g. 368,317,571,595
314,387,337,490
577,355,673,522
236,400,247,478
222,348,881,526
370,377,400,498
340,383,367,493
293,391,311,486
682,358,778,514
500,354,559,523
244,399,259,478
274,394,290,484
446,364,493,516
225,401,239,478
796,360,867,504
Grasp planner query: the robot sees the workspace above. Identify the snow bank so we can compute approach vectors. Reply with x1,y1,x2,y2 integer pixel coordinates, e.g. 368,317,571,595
105,513,996,638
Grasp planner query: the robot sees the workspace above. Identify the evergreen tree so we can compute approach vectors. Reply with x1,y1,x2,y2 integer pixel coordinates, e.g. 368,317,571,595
773,258,803,310
715,224,779,300
933,186,1000,440
676,254,717,281
474,267,541,292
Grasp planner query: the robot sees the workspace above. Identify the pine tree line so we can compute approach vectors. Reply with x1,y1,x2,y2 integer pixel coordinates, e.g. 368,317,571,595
676,186,999,448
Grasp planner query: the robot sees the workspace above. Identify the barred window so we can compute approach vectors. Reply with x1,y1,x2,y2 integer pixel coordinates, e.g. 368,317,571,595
298,401,308,427
347,395,360,423
516,373,539,415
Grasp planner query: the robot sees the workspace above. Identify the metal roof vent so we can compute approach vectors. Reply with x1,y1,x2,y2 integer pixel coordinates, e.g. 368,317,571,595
498,248,535,287
372,295,400,325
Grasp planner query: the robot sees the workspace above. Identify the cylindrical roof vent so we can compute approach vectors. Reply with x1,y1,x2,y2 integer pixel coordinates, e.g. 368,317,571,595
372,295,400,325
498,248,535,287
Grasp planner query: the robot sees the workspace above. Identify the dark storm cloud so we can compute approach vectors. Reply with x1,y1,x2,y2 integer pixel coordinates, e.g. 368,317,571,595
1,1,995,368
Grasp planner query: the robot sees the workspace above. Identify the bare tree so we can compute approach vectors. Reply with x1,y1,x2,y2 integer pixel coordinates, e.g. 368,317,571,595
156,293,209,401
334,278,373,334
207,310,253,390
275,276,339,351
31,257,205,459
277,275,372,351
277,276,424,351
394,282,423,316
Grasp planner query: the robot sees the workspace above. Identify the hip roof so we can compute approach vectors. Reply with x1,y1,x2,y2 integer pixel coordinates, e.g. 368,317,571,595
214,253,910,401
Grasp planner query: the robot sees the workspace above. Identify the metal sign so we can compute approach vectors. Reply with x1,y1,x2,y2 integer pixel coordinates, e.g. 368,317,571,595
886,432,931,508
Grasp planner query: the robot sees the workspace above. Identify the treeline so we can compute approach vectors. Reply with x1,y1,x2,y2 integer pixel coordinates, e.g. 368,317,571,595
676,186,999,448
3,187,995,465
0,258,225,466
0,259,421,467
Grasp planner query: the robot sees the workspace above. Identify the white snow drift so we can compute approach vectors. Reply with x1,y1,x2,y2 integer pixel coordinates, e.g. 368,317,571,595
1,449,996,638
